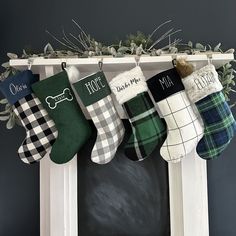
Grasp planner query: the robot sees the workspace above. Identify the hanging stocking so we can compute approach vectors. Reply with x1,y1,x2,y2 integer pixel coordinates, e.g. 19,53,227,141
73,70,125,164
0,70,58,164
181,64,236,159
109,66,167,161
147,68,204,163
32,67,91,164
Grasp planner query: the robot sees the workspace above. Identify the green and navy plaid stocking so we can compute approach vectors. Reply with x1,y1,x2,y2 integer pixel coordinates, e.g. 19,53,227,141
109,66,166,161
182,64,236,160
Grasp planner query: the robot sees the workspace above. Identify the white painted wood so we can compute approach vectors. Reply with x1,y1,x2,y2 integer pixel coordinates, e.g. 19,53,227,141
182,152,209,236
168,161,184,236
168,151,209,236
39,66,78,236
10,54,234,236
10,53,234,73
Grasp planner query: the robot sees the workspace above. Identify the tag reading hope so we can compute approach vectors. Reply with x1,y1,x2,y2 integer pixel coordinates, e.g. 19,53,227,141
73,71,111,106
85,74,106,94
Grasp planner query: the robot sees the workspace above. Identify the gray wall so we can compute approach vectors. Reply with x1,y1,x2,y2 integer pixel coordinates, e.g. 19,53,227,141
1,0,236,235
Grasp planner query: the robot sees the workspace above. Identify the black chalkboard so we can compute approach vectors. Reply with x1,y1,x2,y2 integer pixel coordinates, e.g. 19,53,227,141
78,121,170,236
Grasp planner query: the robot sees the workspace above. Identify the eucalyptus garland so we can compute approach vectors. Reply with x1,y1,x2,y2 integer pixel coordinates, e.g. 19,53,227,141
0,19,235,129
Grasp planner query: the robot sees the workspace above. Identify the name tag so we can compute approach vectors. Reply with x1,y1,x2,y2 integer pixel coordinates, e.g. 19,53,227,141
9,83,28,95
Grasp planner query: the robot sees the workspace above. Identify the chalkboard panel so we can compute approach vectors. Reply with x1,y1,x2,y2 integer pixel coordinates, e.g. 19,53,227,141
78,120,170,236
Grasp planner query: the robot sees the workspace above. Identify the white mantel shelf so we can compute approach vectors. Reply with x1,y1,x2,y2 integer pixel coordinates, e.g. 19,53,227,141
9,53,234,236
10,53,235,120
9,53,234,72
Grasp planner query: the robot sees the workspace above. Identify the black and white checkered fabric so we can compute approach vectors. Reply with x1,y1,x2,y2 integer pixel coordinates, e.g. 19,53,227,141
13,94,58,164
87,95,125,164
157,91,204,163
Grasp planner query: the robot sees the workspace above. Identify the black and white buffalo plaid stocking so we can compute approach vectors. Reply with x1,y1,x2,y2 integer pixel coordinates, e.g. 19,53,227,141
73,70,125,164
0,70,58,164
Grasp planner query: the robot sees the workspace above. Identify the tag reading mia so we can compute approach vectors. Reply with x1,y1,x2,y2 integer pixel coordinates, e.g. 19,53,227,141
147,68,185,102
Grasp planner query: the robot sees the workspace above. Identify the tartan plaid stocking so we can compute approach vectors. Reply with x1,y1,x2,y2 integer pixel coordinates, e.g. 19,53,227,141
32,67,91,164
182,64,236,160
110,66,167,161
0,70,58,164
147,68,204,163
73,71,125,164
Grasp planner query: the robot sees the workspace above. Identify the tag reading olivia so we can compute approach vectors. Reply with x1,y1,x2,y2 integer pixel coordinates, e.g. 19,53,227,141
9,83,28,95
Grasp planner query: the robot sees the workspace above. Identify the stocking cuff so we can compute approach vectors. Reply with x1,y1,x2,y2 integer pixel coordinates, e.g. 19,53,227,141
65,66,80,84
147,68,184,102
182,64,223,103
73,71,111,106
0,70,38,105
109,66,148,104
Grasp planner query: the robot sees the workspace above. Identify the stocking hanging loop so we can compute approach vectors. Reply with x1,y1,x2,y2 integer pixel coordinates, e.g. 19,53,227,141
61,61,67,71
98,58,103,71
172,55,177,67
207,53,213,65
134,55,141,66
28,58,33,70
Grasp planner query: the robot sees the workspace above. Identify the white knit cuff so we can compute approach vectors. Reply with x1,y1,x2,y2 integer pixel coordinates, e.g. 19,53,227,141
65,66,80,84
182,64,223,103
109,66,148,104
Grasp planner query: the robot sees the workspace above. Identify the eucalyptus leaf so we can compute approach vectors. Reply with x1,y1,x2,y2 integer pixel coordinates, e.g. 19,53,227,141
1,62,9,68
44,43,54,54
0,98,8,104
0,109,10,115
0,116,10,121
188,41,193,48
195,43,205,51
214,43,221,52
6,117,15,129
23,49,28,56
7,52,18,59
3,70,10,79
225,48,235,54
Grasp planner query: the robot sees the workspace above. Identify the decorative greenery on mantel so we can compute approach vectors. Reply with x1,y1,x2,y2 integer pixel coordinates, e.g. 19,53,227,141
0,20,235,129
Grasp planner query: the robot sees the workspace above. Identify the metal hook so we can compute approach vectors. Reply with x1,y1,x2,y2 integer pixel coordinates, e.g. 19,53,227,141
98,58,103,71
61,62,67,71
172,54,177,67
135,55,141,67
207,53,213,65
28,58,33,70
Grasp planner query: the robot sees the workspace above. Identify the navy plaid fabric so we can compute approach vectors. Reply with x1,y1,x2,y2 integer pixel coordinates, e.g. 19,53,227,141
123,92,167,161
14,94,58,164
196,92,236,159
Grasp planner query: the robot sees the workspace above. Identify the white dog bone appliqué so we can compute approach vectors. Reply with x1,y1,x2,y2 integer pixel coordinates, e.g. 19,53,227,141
45,88,73,109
